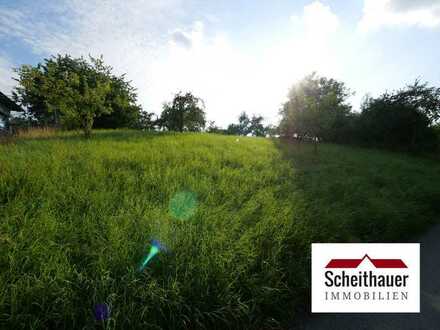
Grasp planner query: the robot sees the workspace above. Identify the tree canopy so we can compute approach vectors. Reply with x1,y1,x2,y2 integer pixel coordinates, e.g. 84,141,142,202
159,92,206,132
279,72,353,142
8,53,440,152
226,112,267,136
13,54,141,136
358,81,440,151
93,73,142,129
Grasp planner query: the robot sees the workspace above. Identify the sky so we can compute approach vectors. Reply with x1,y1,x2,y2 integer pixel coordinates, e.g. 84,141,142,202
1,0,440,127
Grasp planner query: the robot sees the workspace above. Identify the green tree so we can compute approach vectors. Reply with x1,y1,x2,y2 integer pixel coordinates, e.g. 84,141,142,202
226,112,267,136
43,55,112,137
279,72,353,142
93,74,141,129
392,79,440,124
358,81,439,151
237,112,251,135
159,92,206,132
13,54,141,134
13,64,53,125
207,120,223,133
135,111,156,130
226,123,240,135
249,114,266,136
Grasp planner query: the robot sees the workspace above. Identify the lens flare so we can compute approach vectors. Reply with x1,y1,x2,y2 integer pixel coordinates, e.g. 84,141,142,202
94,303,110,321
169,191,198,220
138,239,166,271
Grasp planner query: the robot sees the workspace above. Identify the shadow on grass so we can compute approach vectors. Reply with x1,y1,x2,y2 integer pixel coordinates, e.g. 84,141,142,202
269,138,440,325
272,138,440,243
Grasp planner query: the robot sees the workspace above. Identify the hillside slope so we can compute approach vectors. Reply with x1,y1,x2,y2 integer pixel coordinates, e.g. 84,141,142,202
1,130,439,329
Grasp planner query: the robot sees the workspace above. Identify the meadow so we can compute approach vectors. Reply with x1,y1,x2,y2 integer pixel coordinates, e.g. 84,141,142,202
1,130,439,329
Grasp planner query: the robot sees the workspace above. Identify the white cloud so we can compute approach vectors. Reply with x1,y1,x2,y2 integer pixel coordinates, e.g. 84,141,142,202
0,0,189,109
148,1,342,126
389,0,440,12
359,0,440,32
0,56,16,95
169,21,204,50
170,30,193,49
303,1,340,40
0,0,343,127
149,23,258,126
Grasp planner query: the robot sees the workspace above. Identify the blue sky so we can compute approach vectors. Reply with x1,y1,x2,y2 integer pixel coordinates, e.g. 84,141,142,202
1,0,440,127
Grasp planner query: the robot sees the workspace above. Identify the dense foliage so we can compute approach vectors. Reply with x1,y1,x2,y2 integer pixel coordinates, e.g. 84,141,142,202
159,92,206,132
13,55,142,136
357,81,440,151
279,72,353,142
92,73,142,129
279,74,440,152
7,51,440,150
226,112,268,136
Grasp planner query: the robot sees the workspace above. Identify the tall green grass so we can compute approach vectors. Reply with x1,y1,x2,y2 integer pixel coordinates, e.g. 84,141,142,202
1,130,439,329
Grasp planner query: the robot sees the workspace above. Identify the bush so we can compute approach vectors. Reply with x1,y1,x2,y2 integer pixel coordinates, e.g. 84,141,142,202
358,96,438,152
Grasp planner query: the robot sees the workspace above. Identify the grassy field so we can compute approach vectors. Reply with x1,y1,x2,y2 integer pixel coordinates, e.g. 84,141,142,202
1,130,439,329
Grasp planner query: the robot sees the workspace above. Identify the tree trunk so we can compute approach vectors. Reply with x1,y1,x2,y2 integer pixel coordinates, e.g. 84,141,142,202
82,115,94,139
54,109,60,128
179,111,184,132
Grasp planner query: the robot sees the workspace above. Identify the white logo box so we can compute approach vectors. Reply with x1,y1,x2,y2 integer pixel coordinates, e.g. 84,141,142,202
311,243,420,313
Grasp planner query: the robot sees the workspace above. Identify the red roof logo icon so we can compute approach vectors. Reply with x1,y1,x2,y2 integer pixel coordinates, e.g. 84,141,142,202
325,254,407,269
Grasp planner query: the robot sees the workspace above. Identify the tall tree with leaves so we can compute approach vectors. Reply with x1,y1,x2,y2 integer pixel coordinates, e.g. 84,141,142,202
93,74,141,128
13,54,141,135
159,92,206,132
237,112,251,135
389,79,440,124
12,64,48,125
135,111,156,130
226,112,268,136
250,114,266,136
44,55,112,137
279,72,353,142
358,80,440,151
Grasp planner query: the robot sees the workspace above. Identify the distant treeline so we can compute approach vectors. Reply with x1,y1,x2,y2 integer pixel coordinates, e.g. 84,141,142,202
9,54,440,152
279,73,440,152
9,54,272,137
